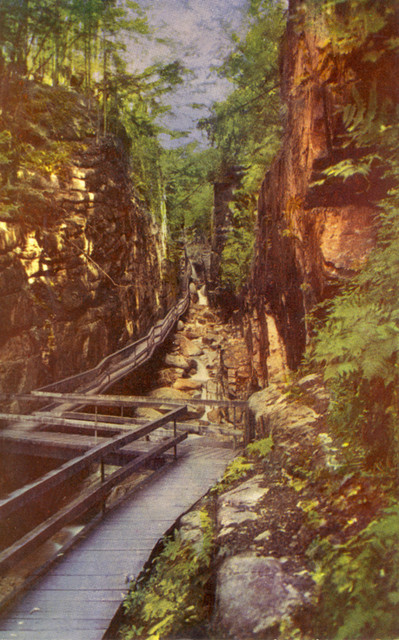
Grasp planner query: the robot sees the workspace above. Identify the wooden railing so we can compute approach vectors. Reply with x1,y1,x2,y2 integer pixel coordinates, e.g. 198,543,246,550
0,406,187,573
36,288,190,396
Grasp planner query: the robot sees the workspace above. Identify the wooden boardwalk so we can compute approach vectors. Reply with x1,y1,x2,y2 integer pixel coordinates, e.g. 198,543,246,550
0,436,235,640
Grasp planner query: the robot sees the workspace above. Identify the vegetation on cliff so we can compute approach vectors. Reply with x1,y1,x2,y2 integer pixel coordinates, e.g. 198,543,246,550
295,2,399,638
121,2,399,639
0,0,187,226
199,0,285,291
2,0,399,638
306,0,399,473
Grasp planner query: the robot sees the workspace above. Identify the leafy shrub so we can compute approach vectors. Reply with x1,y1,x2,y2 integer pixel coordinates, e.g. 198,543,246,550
308,0,399,470
120,508,214,640
211,455,254,495
311,502,399,640
221,227,255,293
246,435,274,459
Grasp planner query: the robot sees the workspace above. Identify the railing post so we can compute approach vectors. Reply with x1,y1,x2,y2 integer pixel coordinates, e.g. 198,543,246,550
101,457,106,516
173,419,177,459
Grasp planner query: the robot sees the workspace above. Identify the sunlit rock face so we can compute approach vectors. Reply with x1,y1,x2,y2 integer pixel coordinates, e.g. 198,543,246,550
249,0,394,369
0,135,177,394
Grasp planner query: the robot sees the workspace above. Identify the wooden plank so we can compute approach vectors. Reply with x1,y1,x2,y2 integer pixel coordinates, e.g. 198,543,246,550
0,412,146,432
0,432,187,572
0,429,144,464
0,616,111,630
36,420,124,438
42,411,141,426
30,391,184,408
0,406,186,520
29,390,248,408
0,437,235,640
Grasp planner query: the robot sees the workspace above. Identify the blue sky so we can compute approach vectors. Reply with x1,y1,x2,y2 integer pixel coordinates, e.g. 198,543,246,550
128,0,248,145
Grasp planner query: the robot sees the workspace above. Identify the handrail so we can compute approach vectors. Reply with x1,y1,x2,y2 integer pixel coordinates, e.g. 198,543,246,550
0,407,186,520
29,391,248,409
36,286,190,396
0,432,187,573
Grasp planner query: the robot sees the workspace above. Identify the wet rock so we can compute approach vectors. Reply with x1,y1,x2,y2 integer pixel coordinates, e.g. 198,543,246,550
147,387,190,400
174,335,203,358
217,476,270,537
164,354,191,371
173,378,203,391
246,6,381,370
207,407,223,424
0,129,178,395
249,383,320,440
201,309,218,323
181,327,201,340
215,554,303,638
155,368,183,387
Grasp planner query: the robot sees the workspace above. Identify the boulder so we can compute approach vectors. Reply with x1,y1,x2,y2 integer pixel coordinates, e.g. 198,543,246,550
215,554,303,638
155,368,182,387
134,407,163,421
179,510,205,554
217,475,270,536
185,404,206,421
248,383,320,440
295,373,330,413
189,282,199,303
173,378,203,391
207,407,223,424
147,387,190,400
175,335,203,357
164,353,191,371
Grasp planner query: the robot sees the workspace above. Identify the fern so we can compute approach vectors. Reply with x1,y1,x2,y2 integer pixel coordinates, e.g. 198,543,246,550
311,503,399,640
246,435,273,459
121,509,214,639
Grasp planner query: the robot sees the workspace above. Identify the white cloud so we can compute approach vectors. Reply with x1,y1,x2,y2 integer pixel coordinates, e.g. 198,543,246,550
126,0,248,145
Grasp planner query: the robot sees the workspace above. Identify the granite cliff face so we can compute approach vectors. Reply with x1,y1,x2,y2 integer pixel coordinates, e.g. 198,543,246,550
0,87,178,394
248,0,390,369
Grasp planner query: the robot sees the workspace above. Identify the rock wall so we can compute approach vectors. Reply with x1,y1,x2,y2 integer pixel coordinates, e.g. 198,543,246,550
248,0,391,369
0,122,178,394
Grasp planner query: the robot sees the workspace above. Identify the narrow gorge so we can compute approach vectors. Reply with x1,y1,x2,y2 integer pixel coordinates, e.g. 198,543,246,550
0,0,399,639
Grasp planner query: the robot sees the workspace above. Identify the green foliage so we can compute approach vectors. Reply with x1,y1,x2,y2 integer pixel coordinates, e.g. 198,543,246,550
211,455,254,495
198,0,285,290
221,226,254,293
246,435,273,459
161,143,217,240
0,0,148,91
305,0,391,55
0,0,189,230
310,502,399,640
307,0,399,469
120,507,214,640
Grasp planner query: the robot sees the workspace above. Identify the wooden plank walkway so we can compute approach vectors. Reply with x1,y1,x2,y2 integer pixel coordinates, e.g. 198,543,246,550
0,436,235,640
